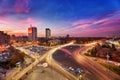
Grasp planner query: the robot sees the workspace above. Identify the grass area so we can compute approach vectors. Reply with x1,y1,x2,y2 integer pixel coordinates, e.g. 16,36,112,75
100,62,120,75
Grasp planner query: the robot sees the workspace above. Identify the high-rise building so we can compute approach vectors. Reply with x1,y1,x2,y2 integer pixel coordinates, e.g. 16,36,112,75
0,31,10,45
45,28,51,39
28,25,37,42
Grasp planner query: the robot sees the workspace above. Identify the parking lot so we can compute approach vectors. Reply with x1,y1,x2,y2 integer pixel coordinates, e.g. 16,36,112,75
24,46,50,55
53,50,85,77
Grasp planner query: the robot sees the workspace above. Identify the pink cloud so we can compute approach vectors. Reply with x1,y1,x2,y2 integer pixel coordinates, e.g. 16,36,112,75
98,17,120,26
63,11,120,37
14,0,31,13
92,18,108,25
74,24,90,29
70,25,120,37
103,10,120,18
92,10,120,26
0,0,31,15
0,16,42,36
72,19,94,25
63,20,92,32
84,26,116,34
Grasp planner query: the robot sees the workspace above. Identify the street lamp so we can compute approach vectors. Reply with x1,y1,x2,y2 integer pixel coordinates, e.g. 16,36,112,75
106,52,110,63
106,52,110,72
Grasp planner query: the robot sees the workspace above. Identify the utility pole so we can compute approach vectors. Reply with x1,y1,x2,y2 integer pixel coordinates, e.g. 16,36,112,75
106,52,110,72
106,52,110,63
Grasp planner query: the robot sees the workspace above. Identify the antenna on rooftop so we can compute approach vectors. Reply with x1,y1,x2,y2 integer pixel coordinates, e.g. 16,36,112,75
30,24,32,27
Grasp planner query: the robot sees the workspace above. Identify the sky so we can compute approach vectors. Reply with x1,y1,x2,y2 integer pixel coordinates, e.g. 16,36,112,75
0,0,120,37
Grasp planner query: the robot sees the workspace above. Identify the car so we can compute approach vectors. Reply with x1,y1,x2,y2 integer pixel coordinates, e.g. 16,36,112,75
68,67,74,71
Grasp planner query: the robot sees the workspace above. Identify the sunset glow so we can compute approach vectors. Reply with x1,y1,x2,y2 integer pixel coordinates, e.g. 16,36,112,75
0,0,120,37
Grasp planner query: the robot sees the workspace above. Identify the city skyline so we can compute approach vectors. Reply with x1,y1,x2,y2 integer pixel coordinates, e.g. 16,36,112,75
0,0,120,37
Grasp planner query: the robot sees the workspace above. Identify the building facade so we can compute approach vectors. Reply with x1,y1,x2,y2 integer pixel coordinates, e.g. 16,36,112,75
15,36,28,42
45,28,51,39
0,31,10,45
28,25,37,42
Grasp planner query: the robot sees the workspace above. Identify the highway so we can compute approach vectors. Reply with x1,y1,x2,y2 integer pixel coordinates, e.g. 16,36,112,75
45,42,79,80
73,47,120,80
11,47,46,80
11,42,74,80
60,44,120,80
46,53,78,80
12,41,120,80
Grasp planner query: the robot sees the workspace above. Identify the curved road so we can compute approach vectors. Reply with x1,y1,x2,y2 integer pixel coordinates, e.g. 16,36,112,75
73,47,120,80
61,45,120,80
12,42,74,80
13,42,120,80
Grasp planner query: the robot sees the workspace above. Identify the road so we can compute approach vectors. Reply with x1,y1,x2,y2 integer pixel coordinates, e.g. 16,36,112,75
11,42,74,80
62,45,120,80
73,47,120,80
11,47,46,80
45,42,78,80
12,41,120,80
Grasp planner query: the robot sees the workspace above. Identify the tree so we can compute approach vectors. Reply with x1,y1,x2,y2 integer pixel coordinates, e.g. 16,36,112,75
91,47,97,57
118,41,120,45
111,44,116,51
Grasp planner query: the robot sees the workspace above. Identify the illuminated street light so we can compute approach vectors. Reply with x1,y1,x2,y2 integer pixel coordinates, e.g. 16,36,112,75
106,52,110,63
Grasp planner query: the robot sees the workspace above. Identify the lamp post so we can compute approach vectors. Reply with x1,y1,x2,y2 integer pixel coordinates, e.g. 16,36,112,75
106,52,110,63
106,52,110,71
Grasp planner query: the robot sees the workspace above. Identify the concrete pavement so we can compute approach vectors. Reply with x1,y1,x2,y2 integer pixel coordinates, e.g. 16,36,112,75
24,66,68,80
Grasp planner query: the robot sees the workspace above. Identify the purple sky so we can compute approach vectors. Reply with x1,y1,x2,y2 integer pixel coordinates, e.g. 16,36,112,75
0,0,120,37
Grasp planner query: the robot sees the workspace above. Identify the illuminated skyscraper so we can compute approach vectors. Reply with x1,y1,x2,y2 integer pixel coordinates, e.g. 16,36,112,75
45,28,51,39
28,25,37,42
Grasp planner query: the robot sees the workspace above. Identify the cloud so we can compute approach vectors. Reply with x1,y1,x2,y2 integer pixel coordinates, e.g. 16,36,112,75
92,18,108,25
0,16,42,36
72,19,94,25
69,25,120,37
14,0,31,14
74,24,90,29
0,0,31,15
62,10,120,37
93,10,120,26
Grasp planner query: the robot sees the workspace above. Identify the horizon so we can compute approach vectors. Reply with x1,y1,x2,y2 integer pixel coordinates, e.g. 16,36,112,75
0,0,120,37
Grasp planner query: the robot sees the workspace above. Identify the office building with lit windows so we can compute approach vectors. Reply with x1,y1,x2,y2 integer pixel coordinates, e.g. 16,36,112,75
45,28,51,39
28,25,37,42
